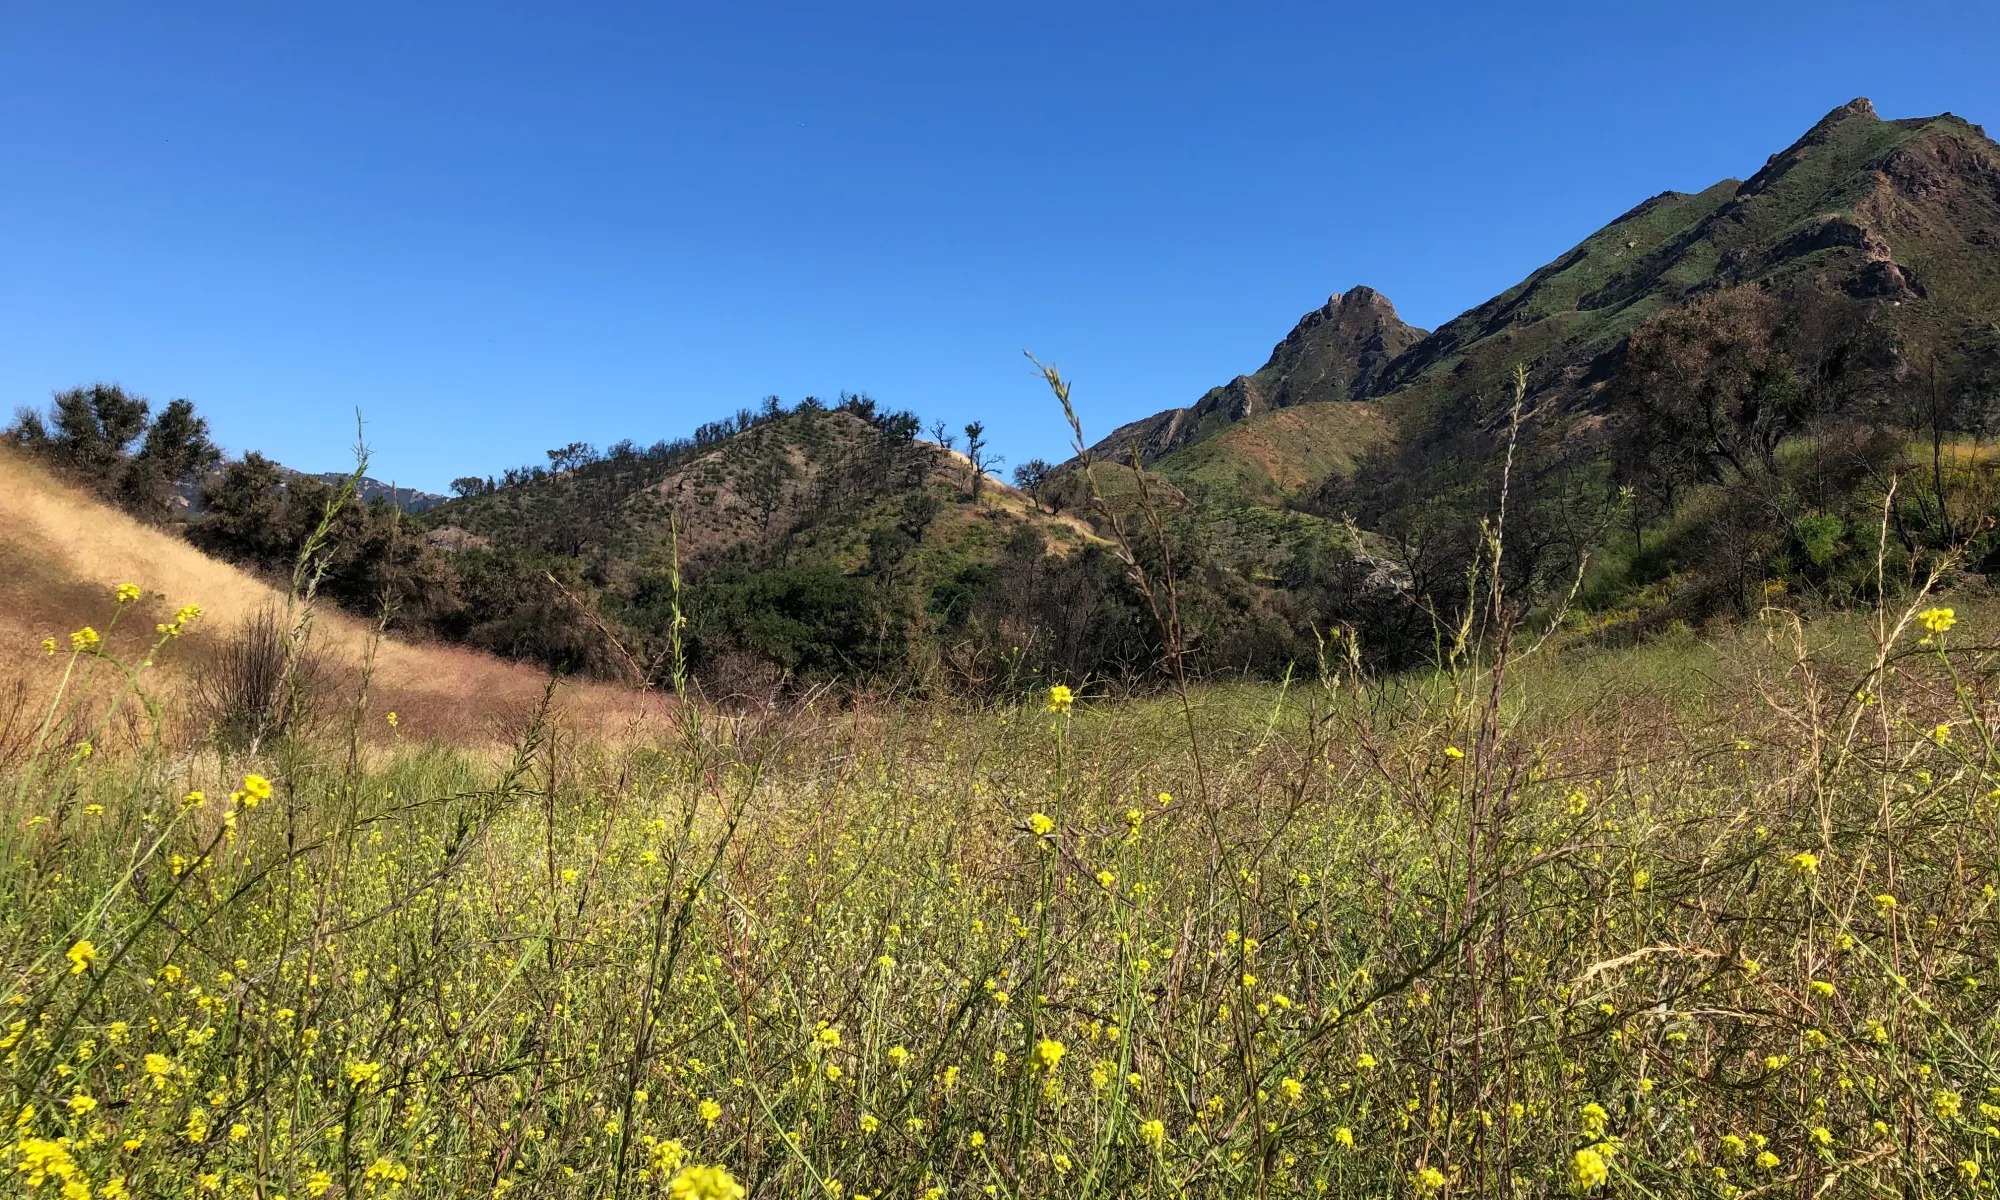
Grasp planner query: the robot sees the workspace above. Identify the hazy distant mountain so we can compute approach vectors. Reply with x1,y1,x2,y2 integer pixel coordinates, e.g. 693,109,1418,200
171,467,447,516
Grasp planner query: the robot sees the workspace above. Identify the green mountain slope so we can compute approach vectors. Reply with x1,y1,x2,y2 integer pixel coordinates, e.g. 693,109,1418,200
1377,99,1999,427
1082,287,1424,471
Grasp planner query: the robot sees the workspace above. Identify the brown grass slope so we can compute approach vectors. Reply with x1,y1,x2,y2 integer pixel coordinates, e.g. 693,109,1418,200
0,447,651,746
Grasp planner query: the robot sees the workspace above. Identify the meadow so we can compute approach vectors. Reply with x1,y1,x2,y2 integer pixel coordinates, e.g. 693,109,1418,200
4,569,1999,1200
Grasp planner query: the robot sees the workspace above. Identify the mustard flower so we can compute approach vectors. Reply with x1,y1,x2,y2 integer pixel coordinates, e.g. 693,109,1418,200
1571,1146,1609,1190
1034,1039,1066,1072
1918,607,1957,634
668,1165,745,1200
1046,684,1074,713
65,940,96,975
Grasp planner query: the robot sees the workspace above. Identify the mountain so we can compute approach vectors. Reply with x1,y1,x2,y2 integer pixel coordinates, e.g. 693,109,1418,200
1079,100,2000,501
171,466,448,517
428,404,1093,577
163,98,2000,691
302,471,448,514
1082,287,1424,468
0,444,645,744
1371,99,1999,434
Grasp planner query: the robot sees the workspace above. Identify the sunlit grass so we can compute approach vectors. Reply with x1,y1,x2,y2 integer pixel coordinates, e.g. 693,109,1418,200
4,586,1998,1198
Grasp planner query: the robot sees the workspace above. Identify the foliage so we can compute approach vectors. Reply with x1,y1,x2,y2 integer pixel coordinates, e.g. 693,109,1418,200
7,384,221,522
7,577,2000,1197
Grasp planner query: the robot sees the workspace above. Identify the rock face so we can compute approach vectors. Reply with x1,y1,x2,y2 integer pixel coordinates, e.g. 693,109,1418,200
1082,287,1426,466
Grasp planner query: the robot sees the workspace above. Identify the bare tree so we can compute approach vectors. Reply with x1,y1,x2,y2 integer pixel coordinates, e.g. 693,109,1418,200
963,421,1000,500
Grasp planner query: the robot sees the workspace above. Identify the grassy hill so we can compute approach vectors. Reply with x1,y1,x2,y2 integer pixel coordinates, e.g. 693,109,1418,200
8,549,1995,1197
1054,99,2000,645
0,446,650,747
1152,400,1391,506
1374,99,2000,431
1080,288,1423,468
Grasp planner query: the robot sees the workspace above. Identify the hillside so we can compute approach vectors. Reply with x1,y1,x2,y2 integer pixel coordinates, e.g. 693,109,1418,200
1374,99,1999,433
1038,99,2000,645
1081,287,1423,471
1088,99,2000,481
42,99,1997,695
427,405,1096,581
1152,400,1391,506
0,446,650,745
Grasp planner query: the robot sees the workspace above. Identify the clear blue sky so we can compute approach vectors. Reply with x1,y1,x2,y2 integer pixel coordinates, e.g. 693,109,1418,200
4,2,1997,492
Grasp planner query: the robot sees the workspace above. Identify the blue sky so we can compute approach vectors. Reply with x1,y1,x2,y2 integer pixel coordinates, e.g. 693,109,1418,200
3,2,1997,492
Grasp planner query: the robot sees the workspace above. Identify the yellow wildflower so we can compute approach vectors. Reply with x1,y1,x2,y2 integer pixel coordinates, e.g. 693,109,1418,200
66,940,96,975
668,1165,745,1200
115,583,141,604
70,627,100,652
1918,607,1956,634
1571,1146,1609,1190
1046,684,1074,713
1034,1039,1066,1072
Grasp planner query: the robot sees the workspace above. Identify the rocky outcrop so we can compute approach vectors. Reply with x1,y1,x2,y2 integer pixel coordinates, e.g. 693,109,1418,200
1077,287,1425,466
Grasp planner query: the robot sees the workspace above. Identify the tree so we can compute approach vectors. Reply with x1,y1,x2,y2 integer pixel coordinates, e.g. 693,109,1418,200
8,384,220,520
1012,459,1053,511
138,399,222,481
963,421,1000,500
546,442,598,473
929,420,954,452
49,383,151,483
124,399,222,515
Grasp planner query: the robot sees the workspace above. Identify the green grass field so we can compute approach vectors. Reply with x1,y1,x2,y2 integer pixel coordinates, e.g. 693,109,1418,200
5,588,1999,1199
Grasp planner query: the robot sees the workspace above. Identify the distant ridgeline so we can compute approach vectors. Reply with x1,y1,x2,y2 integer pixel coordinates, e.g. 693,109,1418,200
15,99,2000,695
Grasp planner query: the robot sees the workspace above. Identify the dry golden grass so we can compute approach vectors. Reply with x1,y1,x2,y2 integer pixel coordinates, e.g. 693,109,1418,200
0,447,658,747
